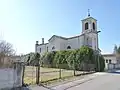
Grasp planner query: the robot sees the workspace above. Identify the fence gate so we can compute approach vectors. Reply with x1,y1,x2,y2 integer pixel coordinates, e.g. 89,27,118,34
23,66,36,85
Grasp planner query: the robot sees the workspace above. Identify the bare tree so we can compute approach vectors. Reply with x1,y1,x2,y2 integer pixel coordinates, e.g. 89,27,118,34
0,40,15,68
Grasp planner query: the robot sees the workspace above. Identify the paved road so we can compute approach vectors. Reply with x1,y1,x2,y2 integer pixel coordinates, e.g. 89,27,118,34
67,70,120,90
27,70,120,90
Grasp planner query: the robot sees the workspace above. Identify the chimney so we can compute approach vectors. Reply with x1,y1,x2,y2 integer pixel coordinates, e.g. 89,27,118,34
42,38,44,44
36,41,39,45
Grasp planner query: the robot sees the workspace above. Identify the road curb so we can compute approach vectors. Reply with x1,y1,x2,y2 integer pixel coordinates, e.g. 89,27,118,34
51,73,99,90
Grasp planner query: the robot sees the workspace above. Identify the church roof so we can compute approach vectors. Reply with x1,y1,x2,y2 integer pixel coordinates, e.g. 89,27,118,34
81,17,97,21
48,35,67,41
67,34,84,39
102,54,115,57
48,34,84,41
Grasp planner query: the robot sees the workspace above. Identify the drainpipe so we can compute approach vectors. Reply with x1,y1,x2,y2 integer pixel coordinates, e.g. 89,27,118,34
96,31,101,71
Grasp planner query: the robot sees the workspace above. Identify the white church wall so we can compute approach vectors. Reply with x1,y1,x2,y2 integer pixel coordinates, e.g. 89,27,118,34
82,20,89,33
89,19,97,30
79,36,84,47
66,38,79,50
92,34,97,50
59,39,67,50
49,37,63,51
36,35,85,55
36,38,66,54
87,33,97,50
36,35,86,55
66,36,84,50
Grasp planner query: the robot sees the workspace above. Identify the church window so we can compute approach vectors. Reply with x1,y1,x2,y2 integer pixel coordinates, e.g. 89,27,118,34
52,46,55,50
93,22,95,30
67,46,71,49
109,59,112,64
106,59,108,63
85,22,88,30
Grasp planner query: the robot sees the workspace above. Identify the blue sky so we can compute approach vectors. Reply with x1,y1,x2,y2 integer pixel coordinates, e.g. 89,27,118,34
0,0,120,55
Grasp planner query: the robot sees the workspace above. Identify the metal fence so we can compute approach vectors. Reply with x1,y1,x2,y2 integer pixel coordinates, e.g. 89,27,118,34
24,63,95,85
24,66,36,85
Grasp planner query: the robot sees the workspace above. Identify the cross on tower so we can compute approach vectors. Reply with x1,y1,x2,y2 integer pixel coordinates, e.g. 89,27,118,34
88,9,90,17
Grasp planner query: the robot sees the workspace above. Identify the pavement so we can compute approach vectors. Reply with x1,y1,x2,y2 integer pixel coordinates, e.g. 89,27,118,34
50,72,106,90
24,70,120,90
66,70,120,90
8,85,50,90
27,85,50,90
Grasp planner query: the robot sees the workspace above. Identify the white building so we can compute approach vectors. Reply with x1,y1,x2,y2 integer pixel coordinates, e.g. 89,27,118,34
35,13,100,55
103,46,120,70
35,12,120,70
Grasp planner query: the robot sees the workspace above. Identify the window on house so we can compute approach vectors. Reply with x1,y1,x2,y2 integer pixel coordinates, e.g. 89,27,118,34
47,47,48,52
106,59,108,63
40,48,41,53
87,38,89,45
85,22,88,30
93,22,95,30
67,46,71,49
52,46,55,50
109,59,112,64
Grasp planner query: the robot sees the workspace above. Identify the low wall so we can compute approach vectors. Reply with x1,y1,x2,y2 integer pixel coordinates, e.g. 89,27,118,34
107,63,120,70
0,68,22,89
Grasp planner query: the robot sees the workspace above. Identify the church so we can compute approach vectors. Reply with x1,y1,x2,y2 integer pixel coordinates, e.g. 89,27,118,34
35,12,120,70
35,12,101,55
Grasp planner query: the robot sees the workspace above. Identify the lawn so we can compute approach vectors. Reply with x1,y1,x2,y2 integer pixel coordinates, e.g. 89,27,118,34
24,66,85,84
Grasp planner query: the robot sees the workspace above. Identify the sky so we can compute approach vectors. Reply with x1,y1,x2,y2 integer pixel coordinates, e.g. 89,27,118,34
0,0,120,55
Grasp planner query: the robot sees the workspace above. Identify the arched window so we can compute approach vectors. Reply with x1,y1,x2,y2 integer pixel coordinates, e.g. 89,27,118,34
67,46,71,49
106,59,108,63
85,22,88,30
52,46,55,50
109,59,111,64
93,22,95,30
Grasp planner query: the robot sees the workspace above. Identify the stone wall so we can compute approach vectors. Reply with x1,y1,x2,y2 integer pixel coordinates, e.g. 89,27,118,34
0,63,23,89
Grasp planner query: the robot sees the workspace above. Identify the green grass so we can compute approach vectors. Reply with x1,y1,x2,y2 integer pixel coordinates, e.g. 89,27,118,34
24,66,86,85
24,66,60,84
25,66,59,72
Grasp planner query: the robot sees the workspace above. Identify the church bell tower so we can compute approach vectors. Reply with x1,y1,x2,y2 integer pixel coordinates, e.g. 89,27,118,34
81,10,99,51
